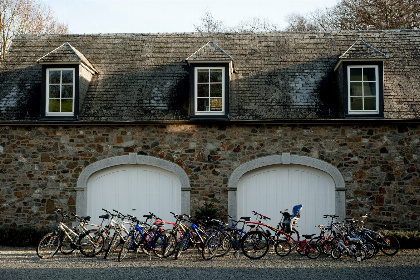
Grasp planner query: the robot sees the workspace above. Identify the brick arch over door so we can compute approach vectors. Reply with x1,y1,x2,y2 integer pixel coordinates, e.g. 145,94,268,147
228,153,346,233
76,153,191,224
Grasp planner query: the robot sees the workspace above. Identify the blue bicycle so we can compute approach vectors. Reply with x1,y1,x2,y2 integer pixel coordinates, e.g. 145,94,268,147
118,215,174,261
202,218,269,260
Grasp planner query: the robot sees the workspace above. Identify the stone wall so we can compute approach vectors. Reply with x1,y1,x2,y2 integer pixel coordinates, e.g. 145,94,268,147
0,122,419,230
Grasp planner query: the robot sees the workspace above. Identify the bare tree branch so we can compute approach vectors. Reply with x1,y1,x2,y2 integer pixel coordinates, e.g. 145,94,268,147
0,0,68,62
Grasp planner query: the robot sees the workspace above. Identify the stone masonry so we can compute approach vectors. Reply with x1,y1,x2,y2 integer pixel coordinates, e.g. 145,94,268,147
0,122,418,230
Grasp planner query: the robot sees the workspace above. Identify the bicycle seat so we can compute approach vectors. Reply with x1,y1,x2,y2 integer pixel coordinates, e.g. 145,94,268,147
99,214,110,219
143,215,153,219
240,217,251,221
302,234,316,239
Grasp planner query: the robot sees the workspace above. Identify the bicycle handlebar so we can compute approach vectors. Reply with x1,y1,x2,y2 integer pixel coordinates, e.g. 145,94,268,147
252,211,271,220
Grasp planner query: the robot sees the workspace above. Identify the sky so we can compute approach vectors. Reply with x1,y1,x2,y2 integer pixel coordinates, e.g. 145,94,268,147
43,0,339,34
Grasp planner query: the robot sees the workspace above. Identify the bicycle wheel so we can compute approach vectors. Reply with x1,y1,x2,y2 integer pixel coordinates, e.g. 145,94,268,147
79,229,105,257
306,242,321,259
162,231,177,258
60,233,76,255
241,231,269,259
118,234,135,262
202,231,221,260
152,233,170,258
36,232,60,259
380,235,399,256
215,231,232,257
175,230,190,259
274,239,291,256
330,247,342,259
104,232,123,259
363,241,377,259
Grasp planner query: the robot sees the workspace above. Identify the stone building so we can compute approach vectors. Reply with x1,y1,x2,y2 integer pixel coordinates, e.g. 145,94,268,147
0,31,419,234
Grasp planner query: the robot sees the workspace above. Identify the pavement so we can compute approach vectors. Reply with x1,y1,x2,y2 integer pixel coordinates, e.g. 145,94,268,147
0,246,419,280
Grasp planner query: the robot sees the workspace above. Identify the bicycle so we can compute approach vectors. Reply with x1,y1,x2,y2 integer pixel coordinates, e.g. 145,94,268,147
118,216,173,261
102,209,135,259
202,218,269,260
356,214,399,256
36,209,105,259
173,215,213,259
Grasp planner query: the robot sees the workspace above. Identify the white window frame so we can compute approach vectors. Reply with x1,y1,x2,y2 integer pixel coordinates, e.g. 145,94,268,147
194,67,225,115
46,68,75,116
347,65,379,115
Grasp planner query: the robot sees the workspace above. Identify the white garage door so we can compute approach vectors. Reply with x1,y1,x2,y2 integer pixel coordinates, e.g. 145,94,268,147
237,164,335,236
86,164,181,225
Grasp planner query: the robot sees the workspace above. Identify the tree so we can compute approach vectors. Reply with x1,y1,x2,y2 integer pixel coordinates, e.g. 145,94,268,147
194,11,279,33
0,0,68,62
194,11,226,33
285,0,420,31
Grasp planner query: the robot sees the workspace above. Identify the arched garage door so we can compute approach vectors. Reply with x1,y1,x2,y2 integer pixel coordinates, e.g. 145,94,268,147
237,164,335,235
86,164,181,225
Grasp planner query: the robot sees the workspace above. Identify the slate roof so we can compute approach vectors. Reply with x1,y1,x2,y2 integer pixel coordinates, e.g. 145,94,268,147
0,31,419,122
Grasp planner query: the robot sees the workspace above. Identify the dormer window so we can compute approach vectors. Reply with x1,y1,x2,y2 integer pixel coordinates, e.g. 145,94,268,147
186,41,232,120
37,42,98,121
335,39,388,118
46,68,75,116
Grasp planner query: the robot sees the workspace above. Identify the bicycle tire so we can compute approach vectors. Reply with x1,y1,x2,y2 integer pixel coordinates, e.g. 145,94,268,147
354,248,366,261
36,232,60,259
175,230,190,259
274,239,291,256
331,247,342,259
306,242,321,259
162,231,177,258
215,230,232,257
363,241,377,259
241,231,269,259
152,232,170,258
380,235,399,256
104,232,123,259
202,231,221,260
60,232,76,255
79,229,105,257
118,234,135,262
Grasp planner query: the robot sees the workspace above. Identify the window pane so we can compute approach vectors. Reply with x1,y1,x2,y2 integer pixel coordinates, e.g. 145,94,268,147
350,82,362,96
364,82,376,97
197,69,208,83
62,70,73,84
350,97,363,110
49,70,61,84
210,69,223,83
210,84,222,97
197,98,209,112
210,98,222,111
350,68,362,81
363,68,376,81
49,85,60,98
61,100,73,112
62,85,73,98
48,99,61,112
197,84,209,97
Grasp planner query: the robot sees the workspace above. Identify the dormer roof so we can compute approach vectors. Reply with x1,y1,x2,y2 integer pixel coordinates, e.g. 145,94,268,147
335,39,389,70
37,42,99,74
186,41,233,64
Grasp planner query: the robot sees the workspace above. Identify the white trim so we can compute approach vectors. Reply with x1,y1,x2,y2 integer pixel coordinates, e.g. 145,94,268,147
347,65,379,115
46,68,75,116
194,67,225,115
